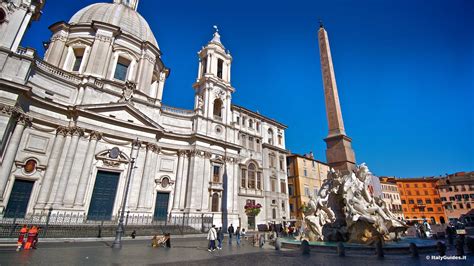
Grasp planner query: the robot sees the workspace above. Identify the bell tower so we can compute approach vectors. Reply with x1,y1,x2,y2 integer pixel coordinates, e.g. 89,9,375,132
193,26,234,124
0,0,44,52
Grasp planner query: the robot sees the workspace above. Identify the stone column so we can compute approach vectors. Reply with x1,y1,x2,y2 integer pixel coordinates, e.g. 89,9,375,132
233,162,239,213
35,126,68,209
0,114,30,200
73,131,101,206
137,143,159,209
172,150,185,210
54,127,83,206
178,153,189,210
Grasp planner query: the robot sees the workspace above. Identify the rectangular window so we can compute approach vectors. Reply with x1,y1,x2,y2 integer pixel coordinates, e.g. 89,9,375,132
425,199,432,204
281,202,285,210
241,134,246,147
434,199,441,204
269,155,275,168
440,197,447,201
73,55,83,72
271,179,276,192
417,199,423,204
241,169,246,188
217,59,223,79
278,135,282,145
236,116,240,124
114,58,130,81
290,204,294,212
256,139,261,152
449,196,455,201
213,165,220,183
256,122,260,131
427,207,433,212
304,169,307,177
279,158,284,170
280,180,286,194
248,137,254,150
409,200,414,204
288,185,293,196
401,200,406,204
304,186,310,196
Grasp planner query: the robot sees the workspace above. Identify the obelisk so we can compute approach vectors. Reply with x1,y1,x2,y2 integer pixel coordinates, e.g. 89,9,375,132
318,23,356,174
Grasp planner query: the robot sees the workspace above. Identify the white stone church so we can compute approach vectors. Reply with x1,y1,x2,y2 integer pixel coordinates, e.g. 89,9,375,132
0,0,289,230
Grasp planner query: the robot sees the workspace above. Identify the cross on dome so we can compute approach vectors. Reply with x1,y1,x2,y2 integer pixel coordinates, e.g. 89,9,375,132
113,0,139,10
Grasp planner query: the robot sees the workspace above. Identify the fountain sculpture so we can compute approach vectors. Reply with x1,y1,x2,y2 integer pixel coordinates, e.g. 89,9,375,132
302,163,407,244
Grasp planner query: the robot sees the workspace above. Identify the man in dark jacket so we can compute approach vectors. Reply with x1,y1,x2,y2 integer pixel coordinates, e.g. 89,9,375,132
228,224,234,245
217,227,224,249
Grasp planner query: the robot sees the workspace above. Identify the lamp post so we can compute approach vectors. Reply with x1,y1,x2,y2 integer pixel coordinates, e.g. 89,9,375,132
112,139,140,249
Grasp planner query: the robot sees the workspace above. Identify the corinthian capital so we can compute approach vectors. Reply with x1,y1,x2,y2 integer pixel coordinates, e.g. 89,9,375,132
89,131,103,140
16,114,32,126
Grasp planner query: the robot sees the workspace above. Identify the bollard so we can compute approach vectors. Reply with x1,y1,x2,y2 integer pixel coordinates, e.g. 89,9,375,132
275,237,281,250
301,240,310,255
436,241,446,256
409,243,418,258
375,238,384,258
456,238,465,256
337,242,345,257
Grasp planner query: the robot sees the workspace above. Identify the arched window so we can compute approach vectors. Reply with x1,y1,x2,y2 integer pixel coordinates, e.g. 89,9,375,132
249,119,253,129
268,128,274,145
213,99,223,118
440,216,445,224
211,193,219,212
430,217,436,224
248,163,256,189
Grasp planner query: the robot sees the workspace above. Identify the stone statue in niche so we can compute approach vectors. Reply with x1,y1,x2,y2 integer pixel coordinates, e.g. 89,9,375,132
302,163,407,244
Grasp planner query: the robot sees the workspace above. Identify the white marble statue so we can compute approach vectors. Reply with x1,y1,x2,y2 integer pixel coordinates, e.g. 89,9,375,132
302,163,407,244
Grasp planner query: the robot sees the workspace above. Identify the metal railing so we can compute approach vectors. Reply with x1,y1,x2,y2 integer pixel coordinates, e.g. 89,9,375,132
0,209,213,239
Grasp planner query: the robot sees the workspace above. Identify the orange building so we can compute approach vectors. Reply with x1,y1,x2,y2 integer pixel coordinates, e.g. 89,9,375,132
396,177,446,224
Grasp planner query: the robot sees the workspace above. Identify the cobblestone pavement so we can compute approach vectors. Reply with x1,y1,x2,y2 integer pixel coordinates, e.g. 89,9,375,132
0,237,472,265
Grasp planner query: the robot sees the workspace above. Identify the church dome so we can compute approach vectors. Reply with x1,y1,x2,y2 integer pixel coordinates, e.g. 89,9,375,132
69,3,158,48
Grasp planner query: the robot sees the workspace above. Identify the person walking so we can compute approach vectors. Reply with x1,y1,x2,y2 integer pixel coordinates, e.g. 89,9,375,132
235,227,241,246
259,233,265,248
23,226,38,250
227,224,234,245
207,225,217,252
16,225,28,251
217,227,224,250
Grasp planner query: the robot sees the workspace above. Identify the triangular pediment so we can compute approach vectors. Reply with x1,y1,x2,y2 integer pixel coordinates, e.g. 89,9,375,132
77,102,163,130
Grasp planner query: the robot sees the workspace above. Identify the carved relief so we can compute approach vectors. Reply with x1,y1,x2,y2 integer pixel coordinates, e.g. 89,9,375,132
95,34,112,43
146,143,160,153
95,148,130,167
119,81,137,103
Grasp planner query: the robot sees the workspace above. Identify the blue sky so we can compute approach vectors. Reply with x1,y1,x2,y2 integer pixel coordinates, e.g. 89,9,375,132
21,0,473,177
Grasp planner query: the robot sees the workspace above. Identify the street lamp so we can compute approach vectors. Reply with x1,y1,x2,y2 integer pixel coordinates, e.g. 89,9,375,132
112,138,140,249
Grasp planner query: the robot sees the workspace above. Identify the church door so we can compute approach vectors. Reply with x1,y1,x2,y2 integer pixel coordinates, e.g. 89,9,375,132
87,171,120,220
4,179,34,218
154,192,169,221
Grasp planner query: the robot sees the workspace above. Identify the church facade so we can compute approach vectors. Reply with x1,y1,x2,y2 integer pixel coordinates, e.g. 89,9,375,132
0,0,289,230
